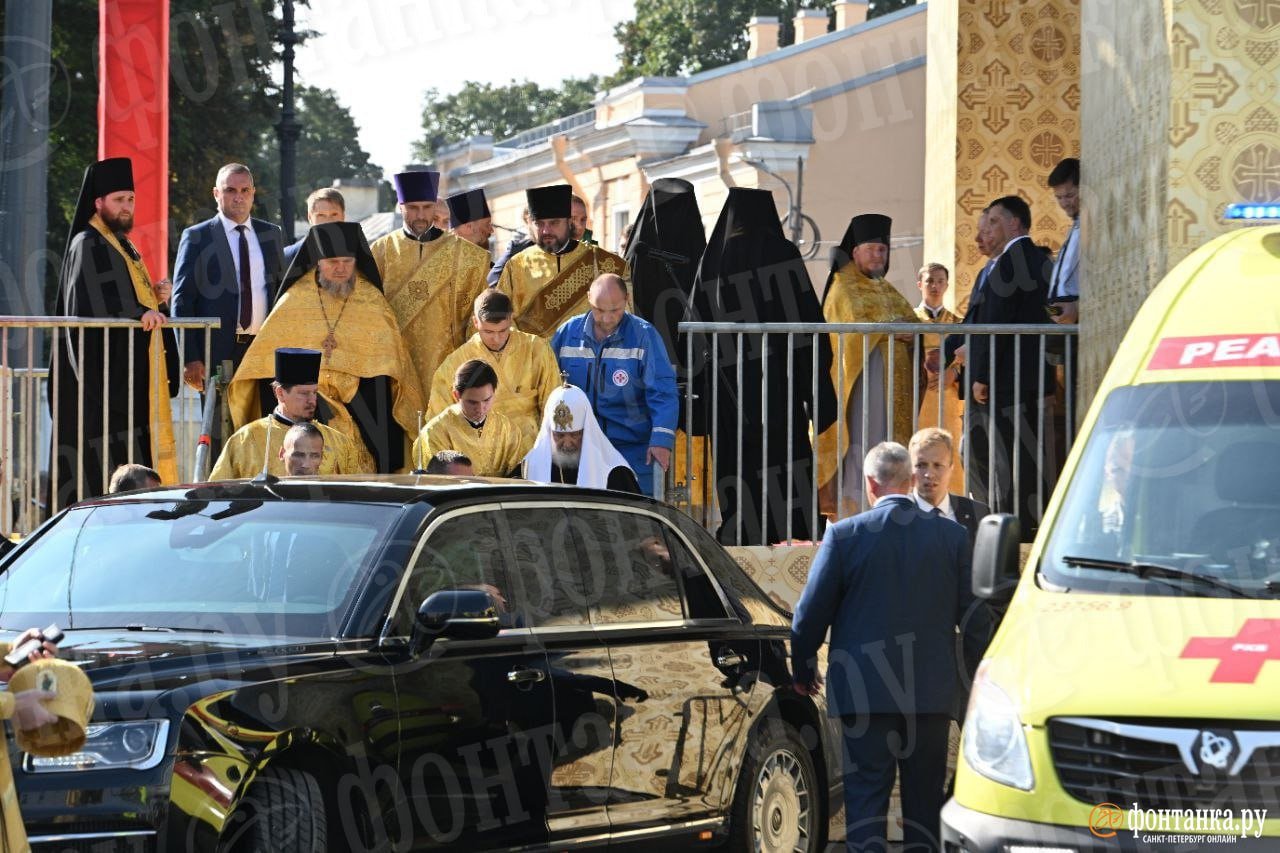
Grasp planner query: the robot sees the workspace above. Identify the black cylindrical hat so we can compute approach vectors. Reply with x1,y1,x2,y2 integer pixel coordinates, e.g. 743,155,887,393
274,348,322,386
447,189,491,227
525,184,572,220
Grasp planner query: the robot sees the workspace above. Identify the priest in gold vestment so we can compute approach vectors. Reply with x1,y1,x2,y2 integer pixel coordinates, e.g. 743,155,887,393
210,347,371,479
371,171,491,391
913,263,967,493
228,222,423,473
414,360,529,477
427,290,560,447
496,184,628,338
816,214,917,519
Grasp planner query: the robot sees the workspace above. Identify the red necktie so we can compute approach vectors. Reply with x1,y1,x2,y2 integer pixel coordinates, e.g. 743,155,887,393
236,224,252,330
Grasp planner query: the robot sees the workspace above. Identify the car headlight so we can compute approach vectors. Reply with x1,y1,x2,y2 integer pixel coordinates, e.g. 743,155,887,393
25,720,169,772
962,667,1034,790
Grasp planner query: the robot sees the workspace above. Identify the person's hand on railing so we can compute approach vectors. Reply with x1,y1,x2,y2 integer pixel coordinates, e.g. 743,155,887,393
647,446,671,472
140,310,167,332
184,360,206,392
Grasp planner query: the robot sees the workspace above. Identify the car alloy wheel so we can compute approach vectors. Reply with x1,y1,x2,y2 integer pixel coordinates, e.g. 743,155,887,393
751,745,812,852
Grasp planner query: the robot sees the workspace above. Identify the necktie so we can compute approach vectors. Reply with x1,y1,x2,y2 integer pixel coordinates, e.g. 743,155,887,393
932,507,943,518
236,224,252,331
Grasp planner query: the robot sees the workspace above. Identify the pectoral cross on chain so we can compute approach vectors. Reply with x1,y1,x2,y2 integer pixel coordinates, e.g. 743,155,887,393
321,331,337,362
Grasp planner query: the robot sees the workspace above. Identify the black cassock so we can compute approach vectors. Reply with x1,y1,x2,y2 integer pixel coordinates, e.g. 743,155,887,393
624,178,707,369
684,188,836,546
51,228,179,506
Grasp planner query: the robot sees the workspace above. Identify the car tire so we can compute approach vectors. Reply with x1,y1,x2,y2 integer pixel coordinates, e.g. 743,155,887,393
727,718,822,853
233,766,327,852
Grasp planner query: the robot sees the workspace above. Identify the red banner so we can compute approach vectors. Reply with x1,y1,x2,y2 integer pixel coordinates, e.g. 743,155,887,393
1147,334,1280,370
99,0,170,277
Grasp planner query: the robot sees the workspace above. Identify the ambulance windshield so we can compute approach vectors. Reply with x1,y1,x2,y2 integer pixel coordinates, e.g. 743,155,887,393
1041,381,1280,598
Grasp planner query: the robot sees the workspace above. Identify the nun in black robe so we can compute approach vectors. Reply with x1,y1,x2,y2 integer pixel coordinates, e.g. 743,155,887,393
624,178,707,367
684,188,837,546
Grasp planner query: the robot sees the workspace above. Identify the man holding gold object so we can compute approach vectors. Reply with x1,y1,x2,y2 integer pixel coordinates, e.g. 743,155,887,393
370,171,490,391
227,222,423,474
496,184,628,339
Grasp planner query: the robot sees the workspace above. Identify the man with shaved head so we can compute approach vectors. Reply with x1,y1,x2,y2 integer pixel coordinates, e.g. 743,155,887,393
550,273,677,497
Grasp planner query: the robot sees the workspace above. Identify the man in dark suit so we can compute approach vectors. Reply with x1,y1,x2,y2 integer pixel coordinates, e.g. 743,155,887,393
171,163,286,393
791,442,992,852
909,427,991,548
964,196,1057,541
283,187,345,267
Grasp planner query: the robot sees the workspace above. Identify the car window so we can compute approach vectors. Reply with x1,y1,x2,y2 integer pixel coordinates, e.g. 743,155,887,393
503,507,591,629
659,527,732,621
0,501,392,637
569,509,683,625
397,510,514,633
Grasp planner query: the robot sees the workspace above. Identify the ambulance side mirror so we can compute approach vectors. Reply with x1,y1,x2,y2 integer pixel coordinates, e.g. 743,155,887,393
973,514,1020,602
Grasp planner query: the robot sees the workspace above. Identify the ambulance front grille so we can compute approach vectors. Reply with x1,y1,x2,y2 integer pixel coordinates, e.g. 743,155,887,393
1048,717,1280,811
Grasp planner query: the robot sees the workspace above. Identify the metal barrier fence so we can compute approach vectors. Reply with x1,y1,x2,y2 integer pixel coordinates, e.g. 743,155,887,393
0,317,219,536
673,321,1079,546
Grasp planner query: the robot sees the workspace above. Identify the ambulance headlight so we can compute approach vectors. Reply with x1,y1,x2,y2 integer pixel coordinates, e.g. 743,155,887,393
962,666,1034,791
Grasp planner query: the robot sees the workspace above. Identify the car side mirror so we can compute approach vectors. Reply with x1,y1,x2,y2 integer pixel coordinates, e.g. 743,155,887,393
410,589,501,654
972,514,1020,603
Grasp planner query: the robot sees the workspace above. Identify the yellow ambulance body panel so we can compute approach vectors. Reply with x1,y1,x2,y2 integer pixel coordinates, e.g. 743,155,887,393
943,226,1280,850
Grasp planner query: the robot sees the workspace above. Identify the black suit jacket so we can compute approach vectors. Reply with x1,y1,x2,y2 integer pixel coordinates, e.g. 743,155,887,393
171,215,286,370
951,494,991,550
965,237,1057,407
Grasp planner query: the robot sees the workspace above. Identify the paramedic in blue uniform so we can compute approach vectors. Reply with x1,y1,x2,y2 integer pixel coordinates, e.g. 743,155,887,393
551,273,678,497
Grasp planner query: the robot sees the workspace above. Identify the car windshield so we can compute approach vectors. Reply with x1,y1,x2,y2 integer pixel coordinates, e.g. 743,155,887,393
0,500,397,637
1041,380,1280,598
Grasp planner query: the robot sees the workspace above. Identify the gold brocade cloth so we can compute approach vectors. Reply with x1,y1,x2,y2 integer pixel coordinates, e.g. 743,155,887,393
209,414,373,479
371,230,490,391
88,215,177,484
815,264,917,517
914,305,967,493
414,405,531,477
226,274,424,466
426,330,561,448
497,242,628,338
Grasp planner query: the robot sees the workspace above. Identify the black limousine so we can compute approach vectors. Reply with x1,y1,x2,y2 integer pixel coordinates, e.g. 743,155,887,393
1,476,841,852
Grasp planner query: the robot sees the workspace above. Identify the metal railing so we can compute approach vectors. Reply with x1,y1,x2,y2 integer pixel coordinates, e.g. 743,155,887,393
671,320,1079,546
492,107,597,151
0,317,219,536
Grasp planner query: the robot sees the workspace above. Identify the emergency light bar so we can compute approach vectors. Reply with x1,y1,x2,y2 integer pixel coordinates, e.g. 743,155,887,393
1224,203,1280,220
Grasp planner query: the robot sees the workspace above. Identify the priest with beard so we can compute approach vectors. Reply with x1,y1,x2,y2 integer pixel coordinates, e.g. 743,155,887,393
446,188,495,250
370,171,490,391
496,184,628,338
815,214,918,520
227,222,424,473
51,157,180,508
685,188,836,545
523,383,639,493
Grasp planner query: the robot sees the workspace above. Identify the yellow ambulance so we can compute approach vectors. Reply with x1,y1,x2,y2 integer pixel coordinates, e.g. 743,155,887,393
942,224,1280,850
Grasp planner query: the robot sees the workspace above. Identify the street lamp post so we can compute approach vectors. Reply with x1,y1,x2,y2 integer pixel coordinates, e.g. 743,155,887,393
276,0,301,241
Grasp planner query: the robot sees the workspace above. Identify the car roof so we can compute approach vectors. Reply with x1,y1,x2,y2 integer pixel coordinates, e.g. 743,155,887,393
80,474,666,509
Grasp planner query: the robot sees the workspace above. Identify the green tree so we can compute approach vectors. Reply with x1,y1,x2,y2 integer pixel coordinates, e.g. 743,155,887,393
611,0,913,81
254,85,381,228
412,76,600,160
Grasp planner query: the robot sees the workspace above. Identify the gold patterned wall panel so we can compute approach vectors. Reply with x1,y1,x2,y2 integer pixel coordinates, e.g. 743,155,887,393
927,0,1082,311
1080,0,1274,400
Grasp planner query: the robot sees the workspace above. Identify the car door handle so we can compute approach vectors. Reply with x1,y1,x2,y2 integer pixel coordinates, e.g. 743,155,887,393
715,651,744,668
507,667,546,685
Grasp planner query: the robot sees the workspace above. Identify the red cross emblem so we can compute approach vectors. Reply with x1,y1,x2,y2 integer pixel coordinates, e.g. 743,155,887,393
1180,619,1280,684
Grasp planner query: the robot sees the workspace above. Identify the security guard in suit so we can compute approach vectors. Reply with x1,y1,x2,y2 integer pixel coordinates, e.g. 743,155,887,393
791,442,993,852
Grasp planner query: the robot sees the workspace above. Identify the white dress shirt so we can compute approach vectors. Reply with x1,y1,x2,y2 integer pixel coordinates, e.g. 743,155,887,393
912,490,955,521
1049,219,1080,301
219,212,267,334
